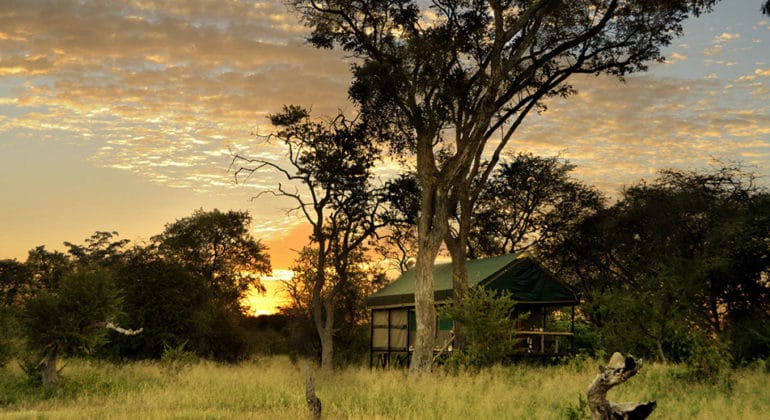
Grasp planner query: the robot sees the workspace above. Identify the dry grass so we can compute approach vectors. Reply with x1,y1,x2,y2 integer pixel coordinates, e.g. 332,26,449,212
1,356,769,419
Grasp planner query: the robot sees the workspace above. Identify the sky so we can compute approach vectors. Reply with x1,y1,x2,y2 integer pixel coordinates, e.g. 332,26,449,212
1,1,769,287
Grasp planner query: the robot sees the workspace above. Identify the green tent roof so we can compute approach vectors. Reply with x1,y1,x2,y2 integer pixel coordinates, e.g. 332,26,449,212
367,253,577,308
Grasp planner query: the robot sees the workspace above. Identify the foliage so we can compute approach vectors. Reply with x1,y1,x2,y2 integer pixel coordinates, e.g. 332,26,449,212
562,393,590,420
160,341,198,377
21,246,72,296
23,270,123,356
105,254,216,360
153,209,271,312
0,306,18,368
681,332,733,385
64,231,130,269
441,287,519,369
0,259,32,308
375,173,421,274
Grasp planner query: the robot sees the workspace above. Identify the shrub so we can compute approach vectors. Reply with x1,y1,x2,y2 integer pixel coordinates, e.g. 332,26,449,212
442,287,519,369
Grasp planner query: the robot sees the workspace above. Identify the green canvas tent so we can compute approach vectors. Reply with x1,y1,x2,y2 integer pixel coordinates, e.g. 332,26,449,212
368,252,578,367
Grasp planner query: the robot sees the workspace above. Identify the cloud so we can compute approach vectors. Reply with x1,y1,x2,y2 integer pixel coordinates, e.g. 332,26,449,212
665,52,688,64
0,0,352,191
508,74,770,196
0,0,768,202
715,32,741,42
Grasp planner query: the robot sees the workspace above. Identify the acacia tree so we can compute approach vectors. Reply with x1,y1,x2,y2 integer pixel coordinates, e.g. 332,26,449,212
469,153,603,258
291,0,722,372
234,106,384,370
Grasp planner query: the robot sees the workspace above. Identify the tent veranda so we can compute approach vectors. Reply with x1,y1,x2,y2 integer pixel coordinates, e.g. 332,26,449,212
367,252,578,367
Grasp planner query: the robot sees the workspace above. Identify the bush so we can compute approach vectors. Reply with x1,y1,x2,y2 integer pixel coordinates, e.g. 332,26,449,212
442,287,519,369
682,333,733,385
160,341,198,376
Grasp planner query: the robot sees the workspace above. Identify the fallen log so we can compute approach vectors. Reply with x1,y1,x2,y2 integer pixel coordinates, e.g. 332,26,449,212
587,352,657,419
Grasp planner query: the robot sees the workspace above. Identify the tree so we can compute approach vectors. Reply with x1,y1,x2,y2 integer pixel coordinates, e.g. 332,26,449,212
153,209,271,312
469,153,603,258
22,269,130,386
290,0,722,372
234,106,384,369
441,287,519,369
24,246,71,292
376,173,422,274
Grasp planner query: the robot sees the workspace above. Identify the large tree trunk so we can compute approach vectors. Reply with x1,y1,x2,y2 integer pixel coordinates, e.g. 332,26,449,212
410,173,449,374
39,344,59,387
410,241,440,373
446,236,468,352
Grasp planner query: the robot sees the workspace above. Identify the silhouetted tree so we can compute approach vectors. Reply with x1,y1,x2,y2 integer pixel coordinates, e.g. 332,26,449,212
376,173,421,274
107,250,218,360
153,209,271,313
234,106,384,369
281,246,385,363
64,231,130,269
24,246,71,292
0,259,31,308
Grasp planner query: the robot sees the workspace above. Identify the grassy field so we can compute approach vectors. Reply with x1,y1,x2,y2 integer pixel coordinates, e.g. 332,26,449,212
1,355,769,419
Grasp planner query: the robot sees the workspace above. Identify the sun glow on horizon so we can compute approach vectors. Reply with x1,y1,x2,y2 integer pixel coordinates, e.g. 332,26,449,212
243,269,294,316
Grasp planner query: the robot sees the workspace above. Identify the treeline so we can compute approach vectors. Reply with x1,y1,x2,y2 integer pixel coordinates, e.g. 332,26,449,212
1,159,769,384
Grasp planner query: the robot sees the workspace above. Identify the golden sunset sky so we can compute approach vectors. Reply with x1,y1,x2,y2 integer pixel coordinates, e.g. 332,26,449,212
1,0,769,282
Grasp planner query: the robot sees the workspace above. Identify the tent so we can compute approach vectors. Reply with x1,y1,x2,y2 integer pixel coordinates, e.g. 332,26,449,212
367,252,578,367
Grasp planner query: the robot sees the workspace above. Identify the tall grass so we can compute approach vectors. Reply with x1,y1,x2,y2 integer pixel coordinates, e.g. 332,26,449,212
1,356,768,419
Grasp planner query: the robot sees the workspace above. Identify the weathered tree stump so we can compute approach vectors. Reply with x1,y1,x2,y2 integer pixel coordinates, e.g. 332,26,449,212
587,352,657,420
305,363,322,420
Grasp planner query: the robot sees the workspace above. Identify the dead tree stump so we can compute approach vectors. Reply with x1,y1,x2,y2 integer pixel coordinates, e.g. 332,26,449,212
587,352,657,420
305,363,322,420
